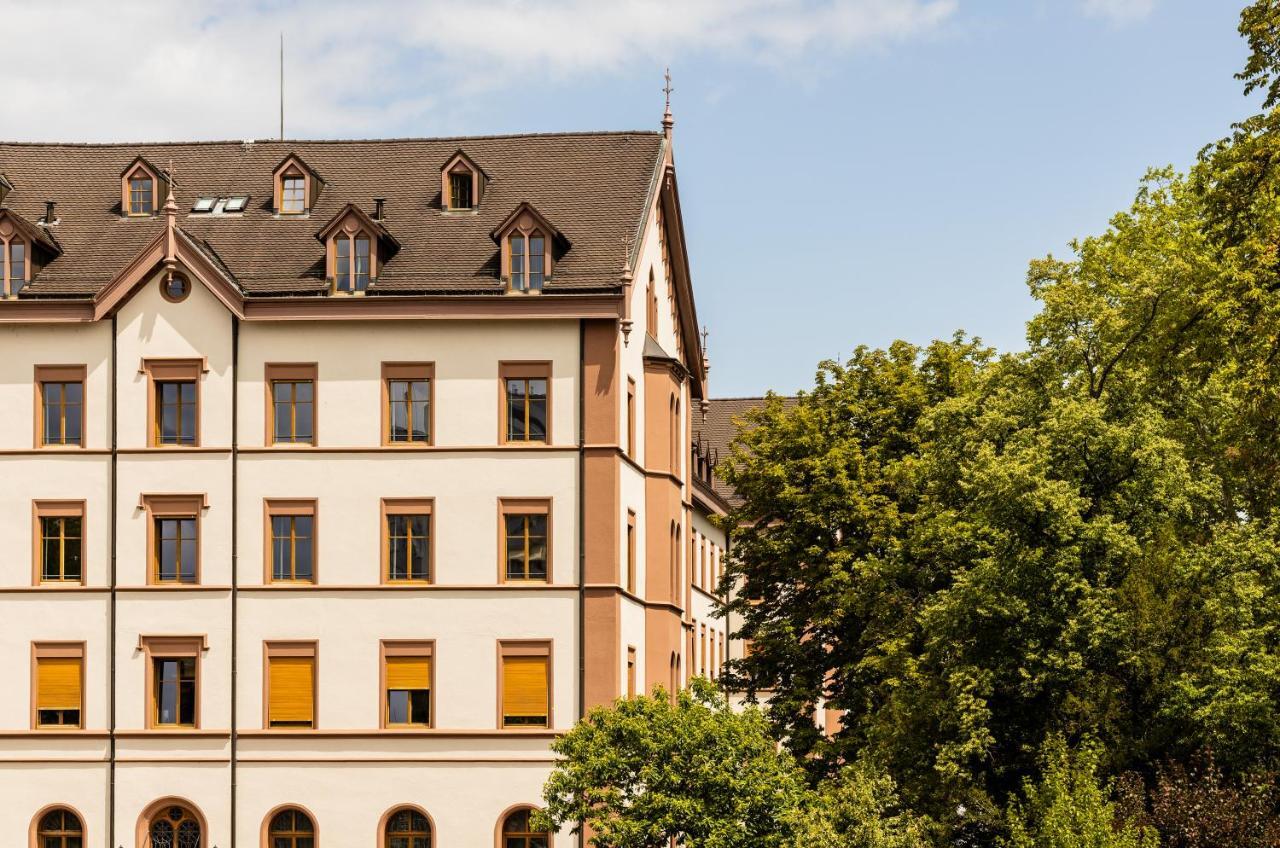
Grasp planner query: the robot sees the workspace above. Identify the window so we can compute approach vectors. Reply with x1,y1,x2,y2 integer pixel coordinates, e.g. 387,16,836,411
501,500,550,583
627,646,637,698
449,170,473,210
161,274,190,303
33,644,83,729
383,642,433,728
500,808,551,848
3,238,27,296
383,499,432,584
142,494,204,585
266,500,316,583
140,635,203,729
144,359,203,448
383,363,432,444
384,807,431,848
332,232,372,293
501,363,550,444
355,235,371,290
268,809,315,848
147,805,201,848
499,643,550,728
36,366,85,447
35,501,84,584
626,377,636,459
281,175,306,214
129,176,154,215
626,510,636,594
36,808,83,848
266,642,316,729
508,232,546,292
266,364,317,445
647,268,658,335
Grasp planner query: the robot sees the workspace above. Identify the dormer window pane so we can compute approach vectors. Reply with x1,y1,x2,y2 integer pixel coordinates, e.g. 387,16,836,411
7,242,26,295
355,236,371,290
335,235,351,292
510,235,525,291
282,176,305,214
449,172,472,210
130,177,153,215
529,235,545,291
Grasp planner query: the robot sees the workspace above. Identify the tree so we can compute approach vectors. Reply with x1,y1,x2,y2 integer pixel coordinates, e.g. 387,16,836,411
786,762,933,848
538,678,811,848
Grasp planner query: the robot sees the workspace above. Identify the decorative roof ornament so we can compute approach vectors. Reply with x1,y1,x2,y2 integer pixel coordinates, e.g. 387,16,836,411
620,234,635,345
662,67,674,140
700,325,711,417
163,160,179,281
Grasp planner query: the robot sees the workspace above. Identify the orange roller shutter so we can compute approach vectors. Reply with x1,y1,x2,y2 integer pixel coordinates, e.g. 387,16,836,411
269,656,314,726
502,656,548,727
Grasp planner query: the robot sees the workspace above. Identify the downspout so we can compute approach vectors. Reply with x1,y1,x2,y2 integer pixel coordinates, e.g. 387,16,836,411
230,315,240,847
577,319,587,848
108,314,118,848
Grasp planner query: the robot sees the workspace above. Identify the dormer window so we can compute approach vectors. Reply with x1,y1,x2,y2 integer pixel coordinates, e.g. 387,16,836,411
334,233,372,293
130,175,153,215
440,151,485,212
120,158,163,217
509,231,545,292
316,203,398,296
281,174,305,214
2,239,26,297
493,203,562,294
273,154,322,216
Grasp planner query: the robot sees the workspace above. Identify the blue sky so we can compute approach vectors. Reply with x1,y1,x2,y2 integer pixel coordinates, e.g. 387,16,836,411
5,1,1255,395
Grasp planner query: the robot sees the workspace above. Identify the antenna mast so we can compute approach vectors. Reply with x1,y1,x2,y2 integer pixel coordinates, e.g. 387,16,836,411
279,33,285,140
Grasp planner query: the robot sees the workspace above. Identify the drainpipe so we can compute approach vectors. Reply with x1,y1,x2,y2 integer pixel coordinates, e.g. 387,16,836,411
109,314,118,847
230,315,240,846
577,319,587,848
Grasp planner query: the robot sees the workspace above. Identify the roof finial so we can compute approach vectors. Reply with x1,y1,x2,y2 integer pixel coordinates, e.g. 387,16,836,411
163,158,178,214
620,233,635,346
662,67,674,139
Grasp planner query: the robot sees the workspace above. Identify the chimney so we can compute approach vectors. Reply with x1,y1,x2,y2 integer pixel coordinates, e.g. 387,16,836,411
44,200,56,225
373,198,386,221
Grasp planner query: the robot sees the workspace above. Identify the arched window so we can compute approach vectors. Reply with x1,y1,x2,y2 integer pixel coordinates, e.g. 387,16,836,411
148,804,201,848
36,807,82,848
332,232,372,293
508,230,546,293
384,807,431,848
501,808,550,848
268,808,315,848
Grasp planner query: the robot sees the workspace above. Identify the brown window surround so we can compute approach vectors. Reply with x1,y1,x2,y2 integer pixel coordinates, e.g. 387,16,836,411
141,358,206,448
265,363,318,446
380,640,435,729
138,635,206,730
382,806,434,847
499,361,551,445
33,500,86,586
330,229,375,294
31,642,85,730
263,808,317,848
626,510,637,595
382,498,434,584
496,206,556,293
265,499,318,584
2,234,29,298
646,268,658,336
265,641,318,730
141,494,206,585
381,362,434,446
122,162,159,217
626,377,636,459
34,365,86,449
626,645,637,699
499,498,551,584
273,157,313,215
441,152,482,212
497,641,552,730
496,807,554,848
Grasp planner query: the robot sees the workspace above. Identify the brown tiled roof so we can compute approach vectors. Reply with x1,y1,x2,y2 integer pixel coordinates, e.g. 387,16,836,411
696,396,799,507
0,132,665,296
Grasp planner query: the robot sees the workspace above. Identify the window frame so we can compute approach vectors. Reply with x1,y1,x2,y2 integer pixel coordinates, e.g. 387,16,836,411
626,509,637,595
122,162,158,217
31,642,85,730
280,172,307,215
262,806,318,848
141,493,206,586
265,363,318,446
142,358,205,448
2,234,29,297
626,377,637,459
381,362,434,446
498,498,552,584
627,645,637,698
381,498,434,585
264,641,318,730
497,641,552,730
138,635,205,730
273,156,314,215
380,805,435,848
328,226,376,294
34,365,88,449
264,499,318,584
380,640,435,729
31,805,87,848
498,361,552,445
32,500,86,586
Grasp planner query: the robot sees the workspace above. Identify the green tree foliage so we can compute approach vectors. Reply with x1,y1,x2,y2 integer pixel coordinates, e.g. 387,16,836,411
786,762,933,848
1004,738,1153,848
720,0,1280,835
537,678,811,848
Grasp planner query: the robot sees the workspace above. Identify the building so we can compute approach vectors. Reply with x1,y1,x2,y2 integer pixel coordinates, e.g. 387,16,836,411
0,112,731,847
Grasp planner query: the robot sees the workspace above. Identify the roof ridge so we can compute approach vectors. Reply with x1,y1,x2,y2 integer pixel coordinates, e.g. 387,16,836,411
0,130,663,149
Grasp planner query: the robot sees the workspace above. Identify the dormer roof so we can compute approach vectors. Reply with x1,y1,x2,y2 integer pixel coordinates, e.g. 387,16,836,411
0,208,62,255
272,153,324,184
314,203,400,252
489,202,566,245
441,149,488,179
120,155,167,181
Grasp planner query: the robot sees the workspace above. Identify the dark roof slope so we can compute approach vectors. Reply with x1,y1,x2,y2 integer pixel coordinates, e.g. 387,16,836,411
697,396,799,508
0,132,664,296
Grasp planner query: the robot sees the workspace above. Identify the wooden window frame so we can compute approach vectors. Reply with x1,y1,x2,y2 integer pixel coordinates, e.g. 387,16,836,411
495,806,554,848
264,499,318,584
380,805,435,848
2,235,30,298
627,645,637,698
31,642,85,730
498,498,552,584
441,153,482,211
138,635,206,730
34,365,86,449
273,157,313,214
280,171,307,215
265,363,318,446
262,806,318,847
499,361,551,445
32,500,86,586
264,641,318,730
142,358,205,448
497,640,552,730
626,509,637,594
380,640,435,729
141,493,206,586
122,162,159,217
381,498,434,585
626,377,636,459
381,362,435,446
326,219,378,294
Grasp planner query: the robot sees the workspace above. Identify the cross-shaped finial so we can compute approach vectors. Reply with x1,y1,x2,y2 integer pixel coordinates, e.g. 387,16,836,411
663,67,674,111
700,325,710,350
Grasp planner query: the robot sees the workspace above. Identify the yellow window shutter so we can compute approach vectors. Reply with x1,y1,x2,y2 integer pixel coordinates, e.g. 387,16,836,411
502,656,548,724
269,656,314,725
37,657,81,711
386,656,430,690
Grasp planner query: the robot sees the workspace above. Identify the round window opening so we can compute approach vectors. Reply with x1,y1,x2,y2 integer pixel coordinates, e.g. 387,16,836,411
162,275,191,303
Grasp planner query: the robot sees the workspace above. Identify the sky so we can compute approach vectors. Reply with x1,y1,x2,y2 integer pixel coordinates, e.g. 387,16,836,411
1,0,1256,396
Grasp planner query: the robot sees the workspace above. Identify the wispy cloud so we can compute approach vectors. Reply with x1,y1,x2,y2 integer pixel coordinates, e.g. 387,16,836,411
1080,0,1157,25
2,0,955,142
